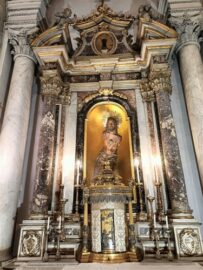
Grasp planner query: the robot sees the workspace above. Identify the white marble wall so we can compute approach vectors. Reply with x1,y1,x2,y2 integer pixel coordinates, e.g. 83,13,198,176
62,92,77,213
170,58,203,236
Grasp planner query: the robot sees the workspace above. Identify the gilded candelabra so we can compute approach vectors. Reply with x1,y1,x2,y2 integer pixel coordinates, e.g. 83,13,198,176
155,181,164,223
147,195,155,224
164,227,174,260
43,217,51,262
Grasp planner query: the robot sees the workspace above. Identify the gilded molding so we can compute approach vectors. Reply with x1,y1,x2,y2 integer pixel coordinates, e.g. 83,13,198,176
83,88,128,105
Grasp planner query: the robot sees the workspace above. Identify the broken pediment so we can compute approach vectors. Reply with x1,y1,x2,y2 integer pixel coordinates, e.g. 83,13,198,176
72,4,135,57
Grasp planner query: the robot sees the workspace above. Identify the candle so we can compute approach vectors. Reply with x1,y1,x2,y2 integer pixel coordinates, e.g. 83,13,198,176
165,215,169,229
153,156,161,184
47,216,50,230
153,214,156,228
134,158,140,184
58,216,61,229
76,160,80,186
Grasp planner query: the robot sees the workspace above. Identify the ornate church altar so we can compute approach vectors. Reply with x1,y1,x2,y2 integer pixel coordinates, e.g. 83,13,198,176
11,2,203,264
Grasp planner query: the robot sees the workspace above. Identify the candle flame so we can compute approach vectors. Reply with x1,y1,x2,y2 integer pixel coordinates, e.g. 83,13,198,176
134,158,139,167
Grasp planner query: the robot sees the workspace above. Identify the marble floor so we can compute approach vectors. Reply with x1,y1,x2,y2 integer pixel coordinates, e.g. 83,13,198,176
3,260,203,270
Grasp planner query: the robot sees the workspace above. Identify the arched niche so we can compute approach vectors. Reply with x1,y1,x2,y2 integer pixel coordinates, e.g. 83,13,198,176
76,95,139,187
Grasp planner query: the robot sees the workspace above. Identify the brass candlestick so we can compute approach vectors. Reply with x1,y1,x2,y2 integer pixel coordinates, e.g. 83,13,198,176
164,228,174,261
147,195,155,224
137,182,146,221
43,226,50,262
151,227,161,259
58,184,68,241
155,181,164,222
56,227,61,260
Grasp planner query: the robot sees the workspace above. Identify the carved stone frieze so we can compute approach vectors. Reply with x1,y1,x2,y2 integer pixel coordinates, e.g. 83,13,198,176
169,12,202,52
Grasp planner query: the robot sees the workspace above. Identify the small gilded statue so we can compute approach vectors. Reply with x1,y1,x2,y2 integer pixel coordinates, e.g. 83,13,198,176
94,116,122,185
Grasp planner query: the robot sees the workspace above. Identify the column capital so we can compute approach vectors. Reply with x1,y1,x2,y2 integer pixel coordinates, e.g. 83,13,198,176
140,79,155,102
8,29,37,63
169,12,202,52
40,69,71,105
149,63,172,94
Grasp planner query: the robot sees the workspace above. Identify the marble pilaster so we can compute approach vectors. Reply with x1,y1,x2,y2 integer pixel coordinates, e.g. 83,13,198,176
150,68,191,216
170,13,203,188
31,97,56,217
0,31,35,261
135,87,156,210
62,92,78,214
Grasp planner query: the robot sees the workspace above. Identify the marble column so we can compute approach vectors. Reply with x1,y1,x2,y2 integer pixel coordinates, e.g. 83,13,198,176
0,0,5,51
0,32,35,261
150,68,192,217
170,14,203,188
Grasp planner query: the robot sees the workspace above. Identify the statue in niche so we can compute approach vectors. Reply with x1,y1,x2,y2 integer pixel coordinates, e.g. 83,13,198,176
94,116,122,185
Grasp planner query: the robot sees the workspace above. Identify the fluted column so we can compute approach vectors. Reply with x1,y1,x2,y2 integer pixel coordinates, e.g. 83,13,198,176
0,31,36,261
150,65,191,217
170,13,203,188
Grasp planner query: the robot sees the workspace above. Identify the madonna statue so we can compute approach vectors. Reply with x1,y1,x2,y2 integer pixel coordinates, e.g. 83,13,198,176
94,116,122,184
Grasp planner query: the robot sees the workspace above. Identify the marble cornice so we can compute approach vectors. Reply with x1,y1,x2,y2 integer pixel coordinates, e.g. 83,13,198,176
6,0,49,32
69,80,140,92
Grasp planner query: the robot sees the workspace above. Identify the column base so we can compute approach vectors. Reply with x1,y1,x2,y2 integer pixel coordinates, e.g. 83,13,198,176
172,217,203,258
0,248,12,262
168,209,193,220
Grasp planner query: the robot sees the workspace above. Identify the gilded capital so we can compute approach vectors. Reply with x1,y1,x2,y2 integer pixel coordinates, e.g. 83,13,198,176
8,29,37,62
40,69,71,105
169,12,201,52
140,80,155,102
149,63,172,94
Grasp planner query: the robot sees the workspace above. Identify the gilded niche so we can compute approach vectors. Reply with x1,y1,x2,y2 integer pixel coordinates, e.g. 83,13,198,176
84,102,134,186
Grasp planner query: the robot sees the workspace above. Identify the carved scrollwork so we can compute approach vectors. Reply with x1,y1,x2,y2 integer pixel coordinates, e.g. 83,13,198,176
83,88,128,106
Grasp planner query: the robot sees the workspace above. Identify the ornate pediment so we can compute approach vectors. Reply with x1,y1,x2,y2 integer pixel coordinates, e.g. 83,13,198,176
73,4,135,57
